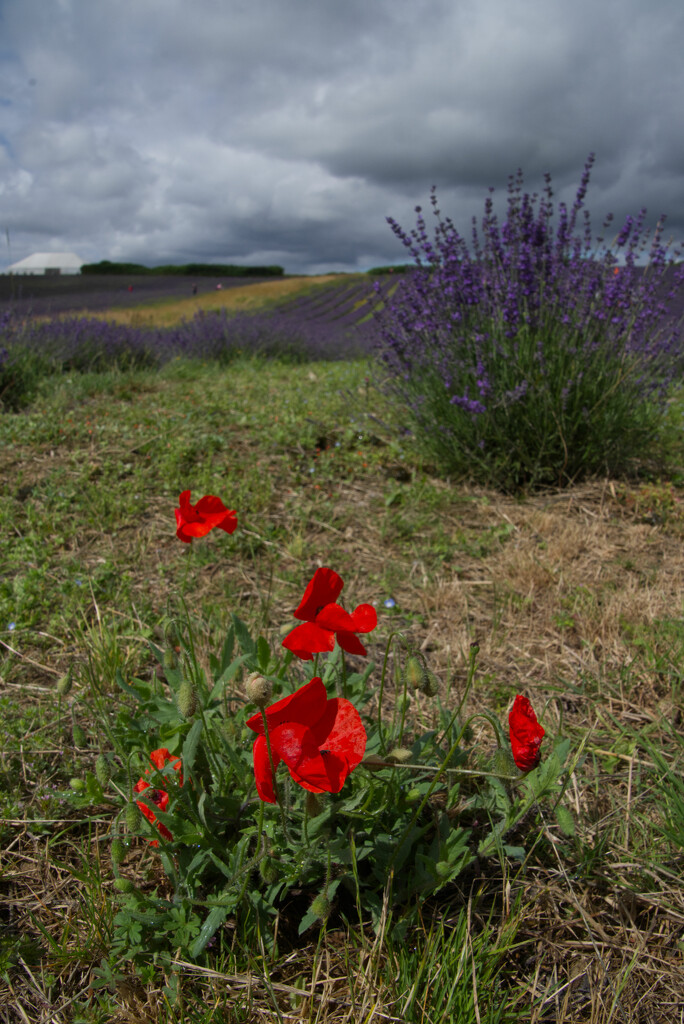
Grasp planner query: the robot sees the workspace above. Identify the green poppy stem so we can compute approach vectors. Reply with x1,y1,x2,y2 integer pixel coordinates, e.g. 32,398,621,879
260,707,289,840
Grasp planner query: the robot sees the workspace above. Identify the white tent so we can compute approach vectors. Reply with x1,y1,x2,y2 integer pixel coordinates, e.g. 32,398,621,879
5,252,83,275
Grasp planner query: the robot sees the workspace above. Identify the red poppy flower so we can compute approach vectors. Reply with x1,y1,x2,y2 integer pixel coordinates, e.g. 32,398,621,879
246,677,367,803
282,567,377,661
133,748,182,845
175,490,237,543
508,695,545,772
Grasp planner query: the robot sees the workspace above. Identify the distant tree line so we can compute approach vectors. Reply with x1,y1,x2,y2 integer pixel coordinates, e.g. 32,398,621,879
81,261,285,277
365,264,414,275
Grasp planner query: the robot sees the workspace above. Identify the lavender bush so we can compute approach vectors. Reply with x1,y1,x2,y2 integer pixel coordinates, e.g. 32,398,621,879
374,155,684,491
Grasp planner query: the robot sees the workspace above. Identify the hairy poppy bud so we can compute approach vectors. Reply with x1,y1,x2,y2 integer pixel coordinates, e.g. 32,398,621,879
421,672,439,698
163,649,177,670
69,777,85,792
177,679,198,718
387,747,412,763
125,803,141,831
111,838,125,865
404,655,427,691
72,724,87,748
95,754,112,788
310,893,331,922
113,878,135,894
56,673,72,696
245,672,273,708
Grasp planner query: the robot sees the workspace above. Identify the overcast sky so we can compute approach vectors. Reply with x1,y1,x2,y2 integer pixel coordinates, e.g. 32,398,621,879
1,0,683,274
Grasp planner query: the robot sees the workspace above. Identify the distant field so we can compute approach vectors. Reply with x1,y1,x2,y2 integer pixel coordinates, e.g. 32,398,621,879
0,272,334,319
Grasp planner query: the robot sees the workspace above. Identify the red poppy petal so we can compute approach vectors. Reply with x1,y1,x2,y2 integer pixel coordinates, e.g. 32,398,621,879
252,734,281,803
217,511,238,535
336,630,367,657
177,490,194,516
193,494,229,515
136,799,157,826
294,568,344,622
351,604,377,633
281,622,335,660
315,603,357,632
149,748,174,771
288,750,341,793
509,695,545,771
177,518,219,539
319,698,367,771
246,677,328,734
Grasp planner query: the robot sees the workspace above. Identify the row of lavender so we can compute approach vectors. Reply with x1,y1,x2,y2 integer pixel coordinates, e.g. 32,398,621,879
0,281,381,409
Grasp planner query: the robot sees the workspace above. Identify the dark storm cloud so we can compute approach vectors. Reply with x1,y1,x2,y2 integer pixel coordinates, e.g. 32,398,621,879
1,0,683,274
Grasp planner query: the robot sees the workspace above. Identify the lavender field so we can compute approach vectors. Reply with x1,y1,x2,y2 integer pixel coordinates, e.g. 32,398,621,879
0,276,383,400
0,272,282,317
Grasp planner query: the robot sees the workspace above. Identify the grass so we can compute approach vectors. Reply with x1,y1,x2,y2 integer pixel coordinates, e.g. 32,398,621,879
1,282,684,1022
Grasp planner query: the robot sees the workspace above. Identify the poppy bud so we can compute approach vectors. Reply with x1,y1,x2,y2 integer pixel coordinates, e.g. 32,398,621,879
310,893,331,922
56,673,72,696
125,803,141,831
72,724,87,748
245,672,273,708
163,649,177,670
113,878,136,894
421,672,439,698
387,747,412,763
111,838,125,865
69,778,85,792
404,655,427,691
177,679,198,718
95,754,111,788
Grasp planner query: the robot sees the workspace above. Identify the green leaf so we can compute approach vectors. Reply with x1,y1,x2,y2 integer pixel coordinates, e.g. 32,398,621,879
182,719,204,773
298,908,321,936
554,803,576,837
256,635,271,672
232,614,255,656
190,906,229,957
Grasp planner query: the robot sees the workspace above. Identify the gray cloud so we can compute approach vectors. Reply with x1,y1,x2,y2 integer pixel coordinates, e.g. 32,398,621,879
1,0,683,273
